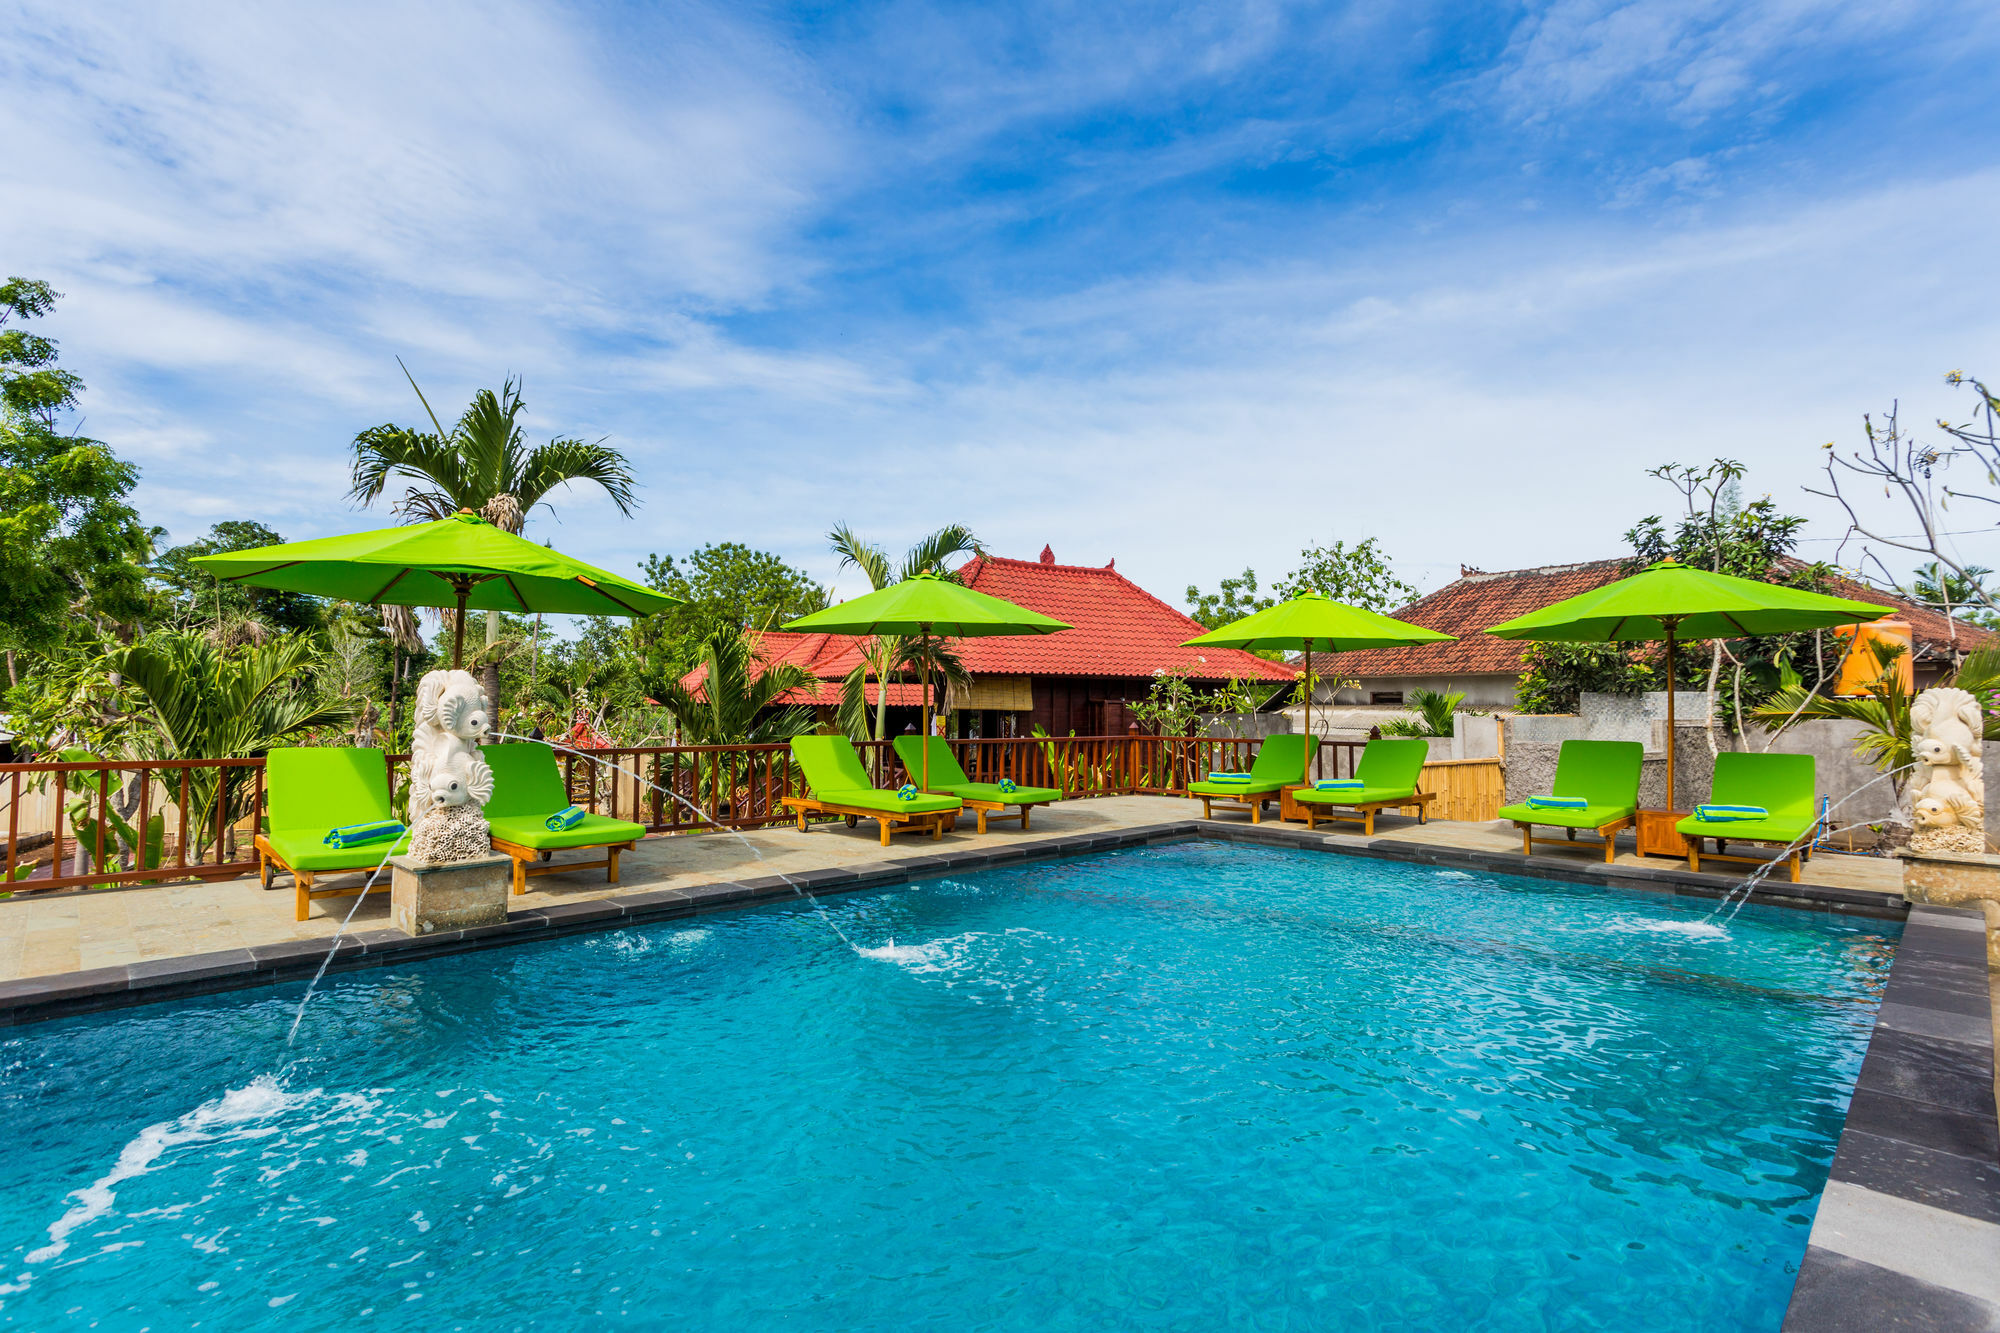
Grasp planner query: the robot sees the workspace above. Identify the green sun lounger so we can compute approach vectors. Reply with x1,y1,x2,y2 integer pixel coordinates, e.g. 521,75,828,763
785,735,962,846
1290,739,1432,834
481,743,647,895
893,735,1062,834
1188,734,1319,823
1676,752,1819,883
257,747,411,922
1497,740,1643,864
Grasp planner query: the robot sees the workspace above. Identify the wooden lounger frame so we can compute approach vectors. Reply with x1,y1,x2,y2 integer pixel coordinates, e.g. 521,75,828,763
782,797,954,846
942,794,1057,835
1296,790,1434,835
1195,789,1283,824
1510,815,1635,865
1686,835,1809,884
489,837,638,896
257,832,388,923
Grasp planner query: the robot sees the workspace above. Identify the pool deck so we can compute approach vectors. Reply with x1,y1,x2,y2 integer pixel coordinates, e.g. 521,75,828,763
1,797,1995,1328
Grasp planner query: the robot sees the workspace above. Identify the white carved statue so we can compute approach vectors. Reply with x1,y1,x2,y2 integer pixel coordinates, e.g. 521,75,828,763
1909,686,1985,856
408,668,493,863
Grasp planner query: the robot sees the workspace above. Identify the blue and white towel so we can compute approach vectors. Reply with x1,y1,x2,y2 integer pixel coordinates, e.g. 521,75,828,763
1525,796,1588,810
1204,772,1254,784
323,820,405,849
545,805,587,832
1314,779,1365,791
1695,804,1768,823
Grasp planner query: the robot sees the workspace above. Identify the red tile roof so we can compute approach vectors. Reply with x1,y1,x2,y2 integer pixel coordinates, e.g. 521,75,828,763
1334,560,1628,678
1332,556,1997,679
678,549,1292,701
951,552,1294,681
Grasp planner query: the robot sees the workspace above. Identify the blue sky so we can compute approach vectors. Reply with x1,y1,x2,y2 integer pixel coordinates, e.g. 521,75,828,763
6,0,1999,608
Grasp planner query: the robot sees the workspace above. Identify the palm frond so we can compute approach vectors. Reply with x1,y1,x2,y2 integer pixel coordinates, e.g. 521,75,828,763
828,523,893,591
901,524,980,581
519,436,639,517
837,662,873,741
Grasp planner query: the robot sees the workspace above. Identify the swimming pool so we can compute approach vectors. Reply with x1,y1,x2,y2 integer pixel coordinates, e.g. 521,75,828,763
0,842,1897,1329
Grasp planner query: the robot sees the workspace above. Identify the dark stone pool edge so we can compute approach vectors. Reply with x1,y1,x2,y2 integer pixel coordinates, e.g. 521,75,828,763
2,818,1993,1323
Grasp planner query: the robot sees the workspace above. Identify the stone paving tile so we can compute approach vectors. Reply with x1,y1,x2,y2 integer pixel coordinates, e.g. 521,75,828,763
1805,1181,2000,1306
1782,1249,2000,1332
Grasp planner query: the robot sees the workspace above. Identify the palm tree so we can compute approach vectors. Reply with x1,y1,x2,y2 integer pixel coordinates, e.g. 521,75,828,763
349,362,638,715
826,524,981,755
110,631,357,861
654,626,816,746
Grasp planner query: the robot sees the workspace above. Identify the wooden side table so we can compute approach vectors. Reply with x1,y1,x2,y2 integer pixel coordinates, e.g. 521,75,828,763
1636,808,1692,859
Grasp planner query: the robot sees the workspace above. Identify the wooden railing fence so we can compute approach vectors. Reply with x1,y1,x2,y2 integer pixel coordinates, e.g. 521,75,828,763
0,734,1415,897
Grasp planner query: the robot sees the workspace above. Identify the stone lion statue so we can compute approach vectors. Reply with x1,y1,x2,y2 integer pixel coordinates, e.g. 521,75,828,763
408,668,492,862
1909,686,1986,856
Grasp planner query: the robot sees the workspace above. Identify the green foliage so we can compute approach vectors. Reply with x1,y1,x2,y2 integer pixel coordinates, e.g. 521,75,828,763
1514,642,1659,715
653,625,815,746
0,279,152,656
151,520,323,634
1911,562,2000,631
1378,687,1466,738
640,543,828,676
108,631,358,858
1185,539,1418,650
1184,568,1272,632
1127,664,1270,736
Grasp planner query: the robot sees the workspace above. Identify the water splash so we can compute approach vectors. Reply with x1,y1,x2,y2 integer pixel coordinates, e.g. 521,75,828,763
16,1075,355,1279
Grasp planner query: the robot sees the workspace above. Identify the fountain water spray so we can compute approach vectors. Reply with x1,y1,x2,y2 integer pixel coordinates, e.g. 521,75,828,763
486,732,865,952
1700,761,1918,927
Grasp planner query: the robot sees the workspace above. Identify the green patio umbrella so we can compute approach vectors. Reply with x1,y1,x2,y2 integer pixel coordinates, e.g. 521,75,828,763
191,511,680,668
1182,592,1456,767
781,571,1069,791
1486,558,1893,805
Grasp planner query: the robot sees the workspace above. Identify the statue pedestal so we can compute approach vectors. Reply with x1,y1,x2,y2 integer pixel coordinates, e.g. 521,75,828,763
390,853,511,937
1902,850,2000,967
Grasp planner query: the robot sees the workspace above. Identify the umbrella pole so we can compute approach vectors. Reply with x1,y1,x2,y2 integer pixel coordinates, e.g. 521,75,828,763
1664,623,1678,809
452,583,469,670
1304,642,1313,780
920,627,932,792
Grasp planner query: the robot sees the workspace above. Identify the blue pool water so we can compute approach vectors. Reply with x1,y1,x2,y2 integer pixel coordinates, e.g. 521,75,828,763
0,844,1896,1330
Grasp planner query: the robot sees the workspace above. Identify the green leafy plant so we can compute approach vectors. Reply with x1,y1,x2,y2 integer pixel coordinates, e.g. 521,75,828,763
1378,687,1466,738
826,523,981,751
109,631,357,861
1514,642,1659,715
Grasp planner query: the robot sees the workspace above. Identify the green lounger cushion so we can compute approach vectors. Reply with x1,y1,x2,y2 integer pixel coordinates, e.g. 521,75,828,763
1676,752,1816,844
1292,738,1427,806
486,813,646,851
263,747,409,872
1498,740,1643,828
1189,733,1319,797
793,736,962,815
933,781,1065,805
481,742,647,846
891,736,1064,807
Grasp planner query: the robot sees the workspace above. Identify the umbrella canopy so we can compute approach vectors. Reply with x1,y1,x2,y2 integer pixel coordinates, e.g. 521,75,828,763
1183,592,1456,771
1486,558,1894,812
191,511,679,666
782,571,1070,639
1485,559,1893,644
782,571,1069,789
